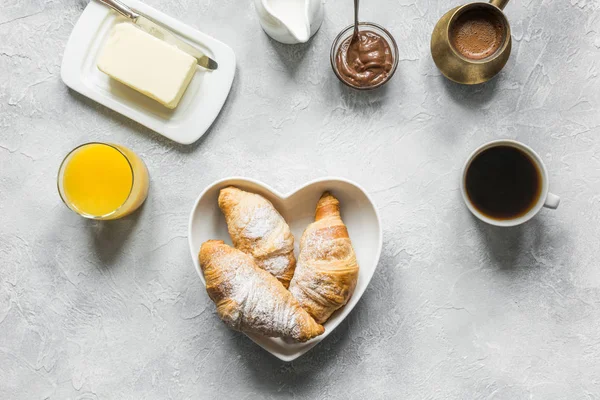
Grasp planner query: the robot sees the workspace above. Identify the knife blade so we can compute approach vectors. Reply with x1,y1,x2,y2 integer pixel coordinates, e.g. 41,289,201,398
134,16,218,70
97,0,218,70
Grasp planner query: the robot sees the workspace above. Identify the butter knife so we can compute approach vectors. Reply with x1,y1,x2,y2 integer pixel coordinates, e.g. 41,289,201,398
97,0,218,70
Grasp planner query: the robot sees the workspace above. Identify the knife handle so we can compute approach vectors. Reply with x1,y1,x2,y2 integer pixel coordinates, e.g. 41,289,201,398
97,0,140,20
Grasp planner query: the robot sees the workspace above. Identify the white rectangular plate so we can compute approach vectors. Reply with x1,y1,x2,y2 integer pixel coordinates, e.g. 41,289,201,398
61,0,236,144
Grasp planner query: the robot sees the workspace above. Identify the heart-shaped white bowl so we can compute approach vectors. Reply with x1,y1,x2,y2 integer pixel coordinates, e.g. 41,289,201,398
187,177,382,361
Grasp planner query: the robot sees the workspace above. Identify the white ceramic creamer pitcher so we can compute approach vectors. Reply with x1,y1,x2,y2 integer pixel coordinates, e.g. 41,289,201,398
254,0,324,44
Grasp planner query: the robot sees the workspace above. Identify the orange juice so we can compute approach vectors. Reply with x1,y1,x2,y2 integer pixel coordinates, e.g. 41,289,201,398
58,143,149,219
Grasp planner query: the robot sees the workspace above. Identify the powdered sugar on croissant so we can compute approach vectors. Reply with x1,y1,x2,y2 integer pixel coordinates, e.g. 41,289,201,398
218,186,296,288
289,192,359,324
199,240,324,342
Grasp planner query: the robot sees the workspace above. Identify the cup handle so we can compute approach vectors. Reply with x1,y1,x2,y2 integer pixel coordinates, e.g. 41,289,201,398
544,192,560,210
489,0,510,10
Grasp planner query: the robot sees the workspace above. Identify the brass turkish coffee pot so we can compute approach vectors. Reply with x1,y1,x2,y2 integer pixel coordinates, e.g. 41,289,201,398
431,0,511,85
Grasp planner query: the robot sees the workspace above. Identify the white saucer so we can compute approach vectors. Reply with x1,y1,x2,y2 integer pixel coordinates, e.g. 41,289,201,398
61,0,235,144
188,177,383,361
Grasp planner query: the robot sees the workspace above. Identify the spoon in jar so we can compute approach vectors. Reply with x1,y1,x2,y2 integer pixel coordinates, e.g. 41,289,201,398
351,0,360,44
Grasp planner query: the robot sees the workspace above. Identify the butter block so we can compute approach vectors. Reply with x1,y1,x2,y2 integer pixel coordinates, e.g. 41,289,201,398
98,23,196,109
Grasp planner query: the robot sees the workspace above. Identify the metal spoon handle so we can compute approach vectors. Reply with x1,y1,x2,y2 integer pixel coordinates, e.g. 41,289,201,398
489,0,509,10
353,0,359,38
97,0,139,20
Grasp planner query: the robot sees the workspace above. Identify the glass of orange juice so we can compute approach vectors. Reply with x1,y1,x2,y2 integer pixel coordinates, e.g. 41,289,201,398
57,142,149,220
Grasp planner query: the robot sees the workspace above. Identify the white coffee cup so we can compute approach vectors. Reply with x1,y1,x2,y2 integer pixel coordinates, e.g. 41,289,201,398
460,139,560,227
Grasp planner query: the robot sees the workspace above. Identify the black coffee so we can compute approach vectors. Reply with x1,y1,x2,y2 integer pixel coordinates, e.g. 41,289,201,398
465,146,541,220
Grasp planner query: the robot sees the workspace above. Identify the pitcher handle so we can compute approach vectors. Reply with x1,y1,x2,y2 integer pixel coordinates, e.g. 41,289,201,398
489,0,509,10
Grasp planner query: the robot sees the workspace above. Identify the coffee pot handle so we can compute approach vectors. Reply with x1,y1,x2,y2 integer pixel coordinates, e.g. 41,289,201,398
489,0,509,10
543,192,561,210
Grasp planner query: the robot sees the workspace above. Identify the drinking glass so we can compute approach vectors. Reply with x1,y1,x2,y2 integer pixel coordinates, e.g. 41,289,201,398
57,142,149,220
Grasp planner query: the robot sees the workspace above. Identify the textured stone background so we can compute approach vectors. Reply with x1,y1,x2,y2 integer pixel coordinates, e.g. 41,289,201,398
2,0,600,398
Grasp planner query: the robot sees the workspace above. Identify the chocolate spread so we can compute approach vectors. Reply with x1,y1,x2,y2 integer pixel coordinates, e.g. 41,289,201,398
335,31,394,88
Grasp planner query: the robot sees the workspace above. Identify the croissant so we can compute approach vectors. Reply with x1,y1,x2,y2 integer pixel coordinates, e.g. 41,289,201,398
199,240,324,342
218,186,296,288
289,192,359,324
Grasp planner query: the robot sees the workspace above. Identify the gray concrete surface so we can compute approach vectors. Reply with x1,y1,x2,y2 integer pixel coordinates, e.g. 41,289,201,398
2,0,600,398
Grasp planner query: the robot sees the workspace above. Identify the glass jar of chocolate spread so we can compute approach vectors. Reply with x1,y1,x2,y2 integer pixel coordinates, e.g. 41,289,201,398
330,22,398,90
